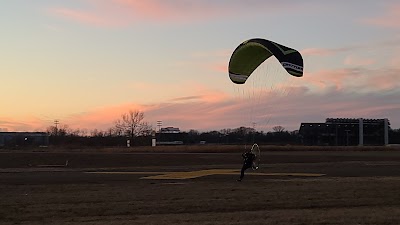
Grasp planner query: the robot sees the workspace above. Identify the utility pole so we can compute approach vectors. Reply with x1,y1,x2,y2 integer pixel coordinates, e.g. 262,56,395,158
54,120,59,136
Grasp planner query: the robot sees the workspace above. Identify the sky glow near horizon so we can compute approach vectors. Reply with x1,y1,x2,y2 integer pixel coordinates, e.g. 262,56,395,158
1,0,400,133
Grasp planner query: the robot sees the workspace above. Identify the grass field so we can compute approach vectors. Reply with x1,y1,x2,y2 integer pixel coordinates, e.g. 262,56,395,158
2,144,400,153
1,146,400,224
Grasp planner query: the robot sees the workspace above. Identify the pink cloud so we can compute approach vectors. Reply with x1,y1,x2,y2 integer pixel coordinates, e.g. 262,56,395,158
2,67,400,133
126,81,227,103
389,48,400,68
2,85,400,132
47,1,307,27
169,90,229,104
47,1,226,27
140,76,400,131
302,69,362,91
344,55,375,66
359,70,400,92
301,48,337,56
112,0,218,22
301,37,400,59
172,57,227,74
362,4,400,28
209,63,227,73
187,49,231,73
301,46,363,57
191,50,232,58
49,7,119,27
304,67,400,94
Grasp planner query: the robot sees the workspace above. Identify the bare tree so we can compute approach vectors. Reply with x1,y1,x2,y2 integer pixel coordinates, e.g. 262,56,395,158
114,110,152,139
46,124,70,136
70,128,87,137
272,125,285,133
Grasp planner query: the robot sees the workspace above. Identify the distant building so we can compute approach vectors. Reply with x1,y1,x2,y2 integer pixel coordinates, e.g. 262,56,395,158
0,132,49,147
160,127,180,133
156,127,183,145
299,118,389,146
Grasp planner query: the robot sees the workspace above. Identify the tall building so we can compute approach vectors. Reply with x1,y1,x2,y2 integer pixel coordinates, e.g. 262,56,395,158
299,118,389,146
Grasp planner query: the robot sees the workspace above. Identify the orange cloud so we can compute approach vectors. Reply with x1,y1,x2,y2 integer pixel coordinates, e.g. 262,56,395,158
52,87,231,131
64,102,150,129
0,116,48,132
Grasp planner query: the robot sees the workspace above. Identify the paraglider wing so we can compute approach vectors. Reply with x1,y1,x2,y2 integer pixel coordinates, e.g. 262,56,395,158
228,38,303,84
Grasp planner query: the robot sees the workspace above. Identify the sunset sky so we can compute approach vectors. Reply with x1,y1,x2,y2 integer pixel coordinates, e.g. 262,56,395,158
1,0,400,133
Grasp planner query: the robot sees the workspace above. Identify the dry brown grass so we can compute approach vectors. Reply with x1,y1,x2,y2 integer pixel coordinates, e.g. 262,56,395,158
1,176,400,225
1,150,400,224
2,144,400,153
134,144,400,153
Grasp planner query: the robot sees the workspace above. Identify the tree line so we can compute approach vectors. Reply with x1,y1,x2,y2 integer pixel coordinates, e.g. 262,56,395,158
45,110,400,147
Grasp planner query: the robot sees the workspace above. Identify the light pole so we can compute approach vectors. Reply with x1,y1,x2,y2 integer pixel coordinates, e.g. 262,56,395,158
54,120,59,136
156,120,163,144
157,121,162,132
